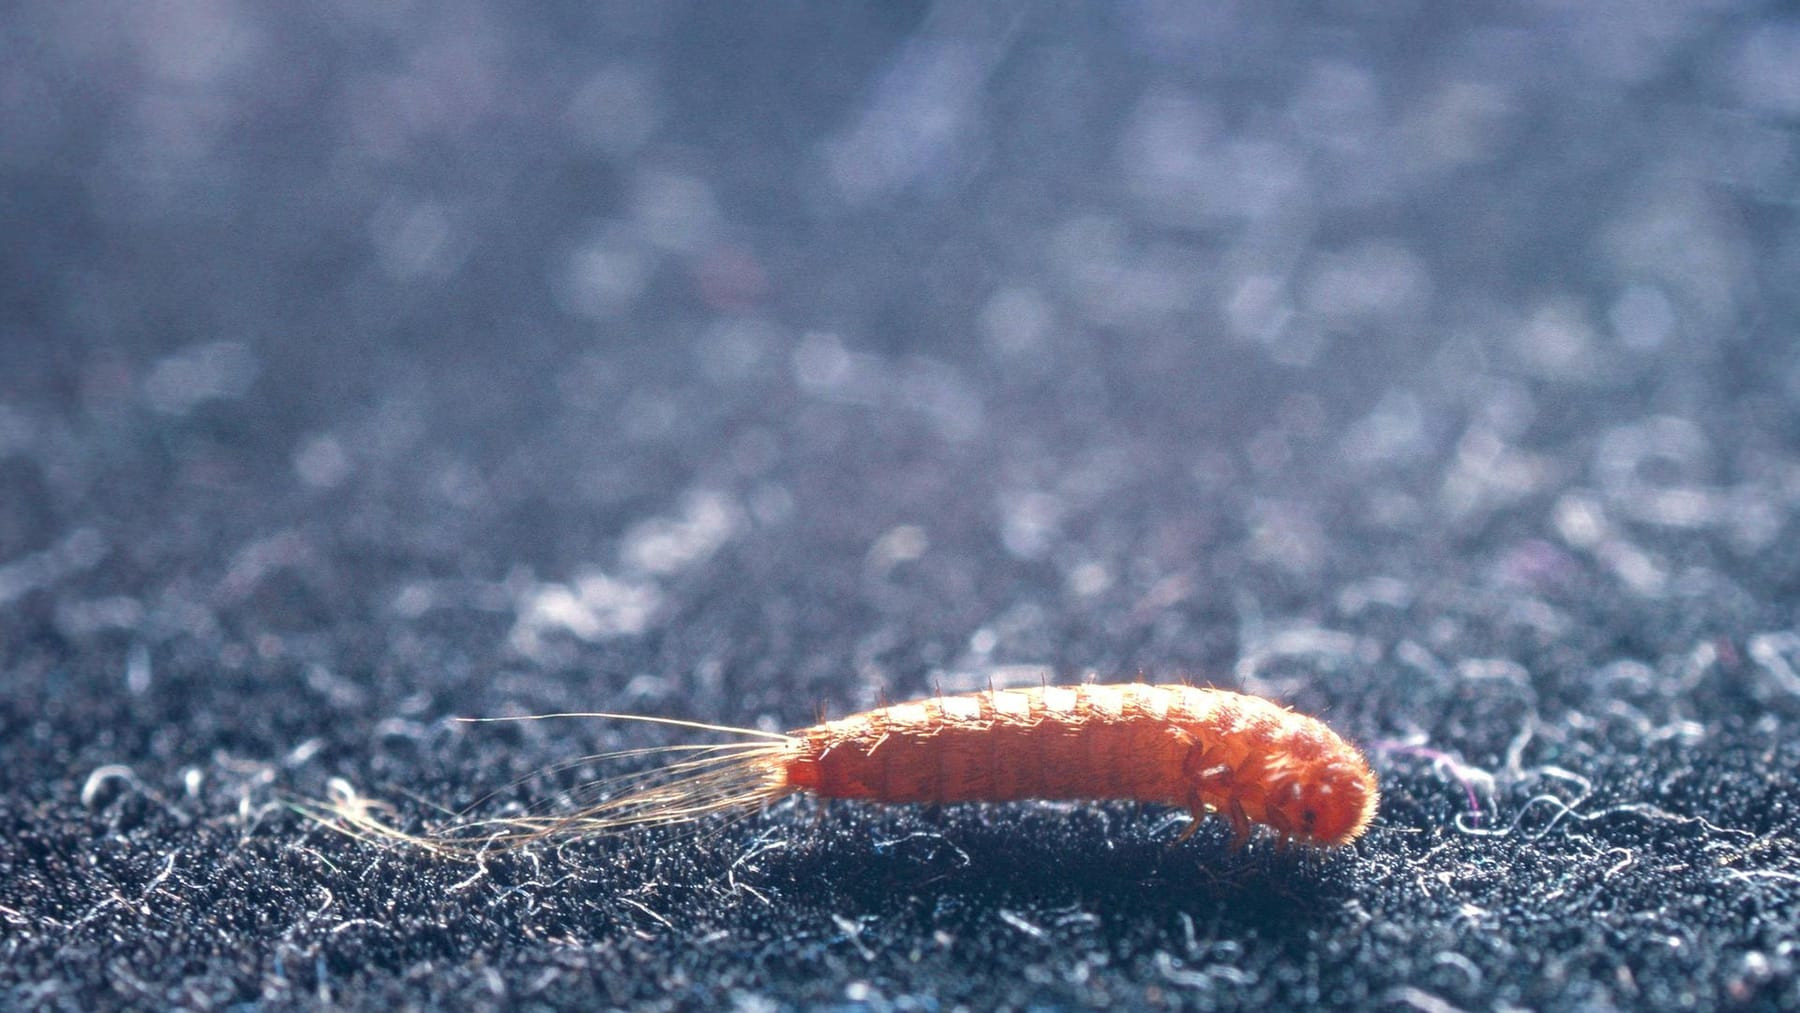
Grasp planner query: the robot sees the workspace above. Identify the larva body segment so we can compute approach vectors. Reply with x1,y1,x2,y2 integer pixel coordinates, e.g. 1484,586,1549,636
781,684,1378,848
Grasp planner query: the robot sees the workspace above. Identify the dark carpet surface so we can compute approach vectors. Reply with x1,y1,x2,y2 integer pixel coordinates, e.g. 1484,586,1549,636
4,2,1800,1009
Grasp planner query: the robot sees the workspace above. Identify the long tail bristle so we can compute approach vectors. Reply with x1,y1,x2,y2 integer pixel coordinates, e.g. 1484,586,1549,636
295,718,797,860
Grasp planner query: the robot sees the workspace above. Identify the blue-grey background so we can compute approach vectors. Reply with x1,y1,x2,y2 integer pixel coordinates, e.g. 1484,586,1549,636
4,2,1800,1009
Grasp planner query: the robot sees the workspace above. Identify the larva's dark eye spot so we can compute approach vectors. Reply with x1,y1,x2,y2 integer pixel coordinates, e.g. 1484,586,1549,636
1302,809,1316,829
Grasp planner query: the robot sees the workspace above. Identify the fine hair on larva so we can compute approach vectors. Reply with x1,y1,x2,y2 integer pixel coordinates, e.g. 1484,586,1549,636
299,683,1379,858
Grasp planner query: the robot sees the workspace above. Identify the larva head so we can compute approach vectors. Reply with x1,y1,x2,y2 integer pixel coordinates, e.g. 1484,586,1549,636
1257,733,1379,848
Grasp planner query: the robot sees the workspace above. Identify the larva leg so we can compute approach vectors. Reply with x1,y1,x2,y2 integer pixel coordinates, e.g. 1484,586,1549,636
1181,739,1234,791
1226,798,1252,850
1175,805,1209,844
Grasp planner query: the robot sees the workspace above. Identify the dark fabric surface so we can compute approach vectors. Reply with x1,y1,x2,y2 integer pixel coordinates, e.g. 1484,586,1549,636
4,3,1800,1009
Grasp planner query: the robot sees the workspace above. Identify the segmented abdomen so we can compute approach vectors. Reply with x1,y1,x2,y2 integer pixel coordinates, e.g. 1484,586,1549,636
783,684,1209,805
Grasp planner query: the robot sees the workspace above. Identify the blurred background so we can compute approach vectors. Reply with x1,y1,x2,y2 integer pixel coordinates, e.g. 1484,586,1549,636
4,1,1800,1008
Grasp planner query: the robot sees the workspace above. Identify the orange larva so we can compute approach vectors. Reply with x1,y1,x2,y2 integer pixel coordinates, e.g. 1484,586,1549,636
310,684,1379,854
